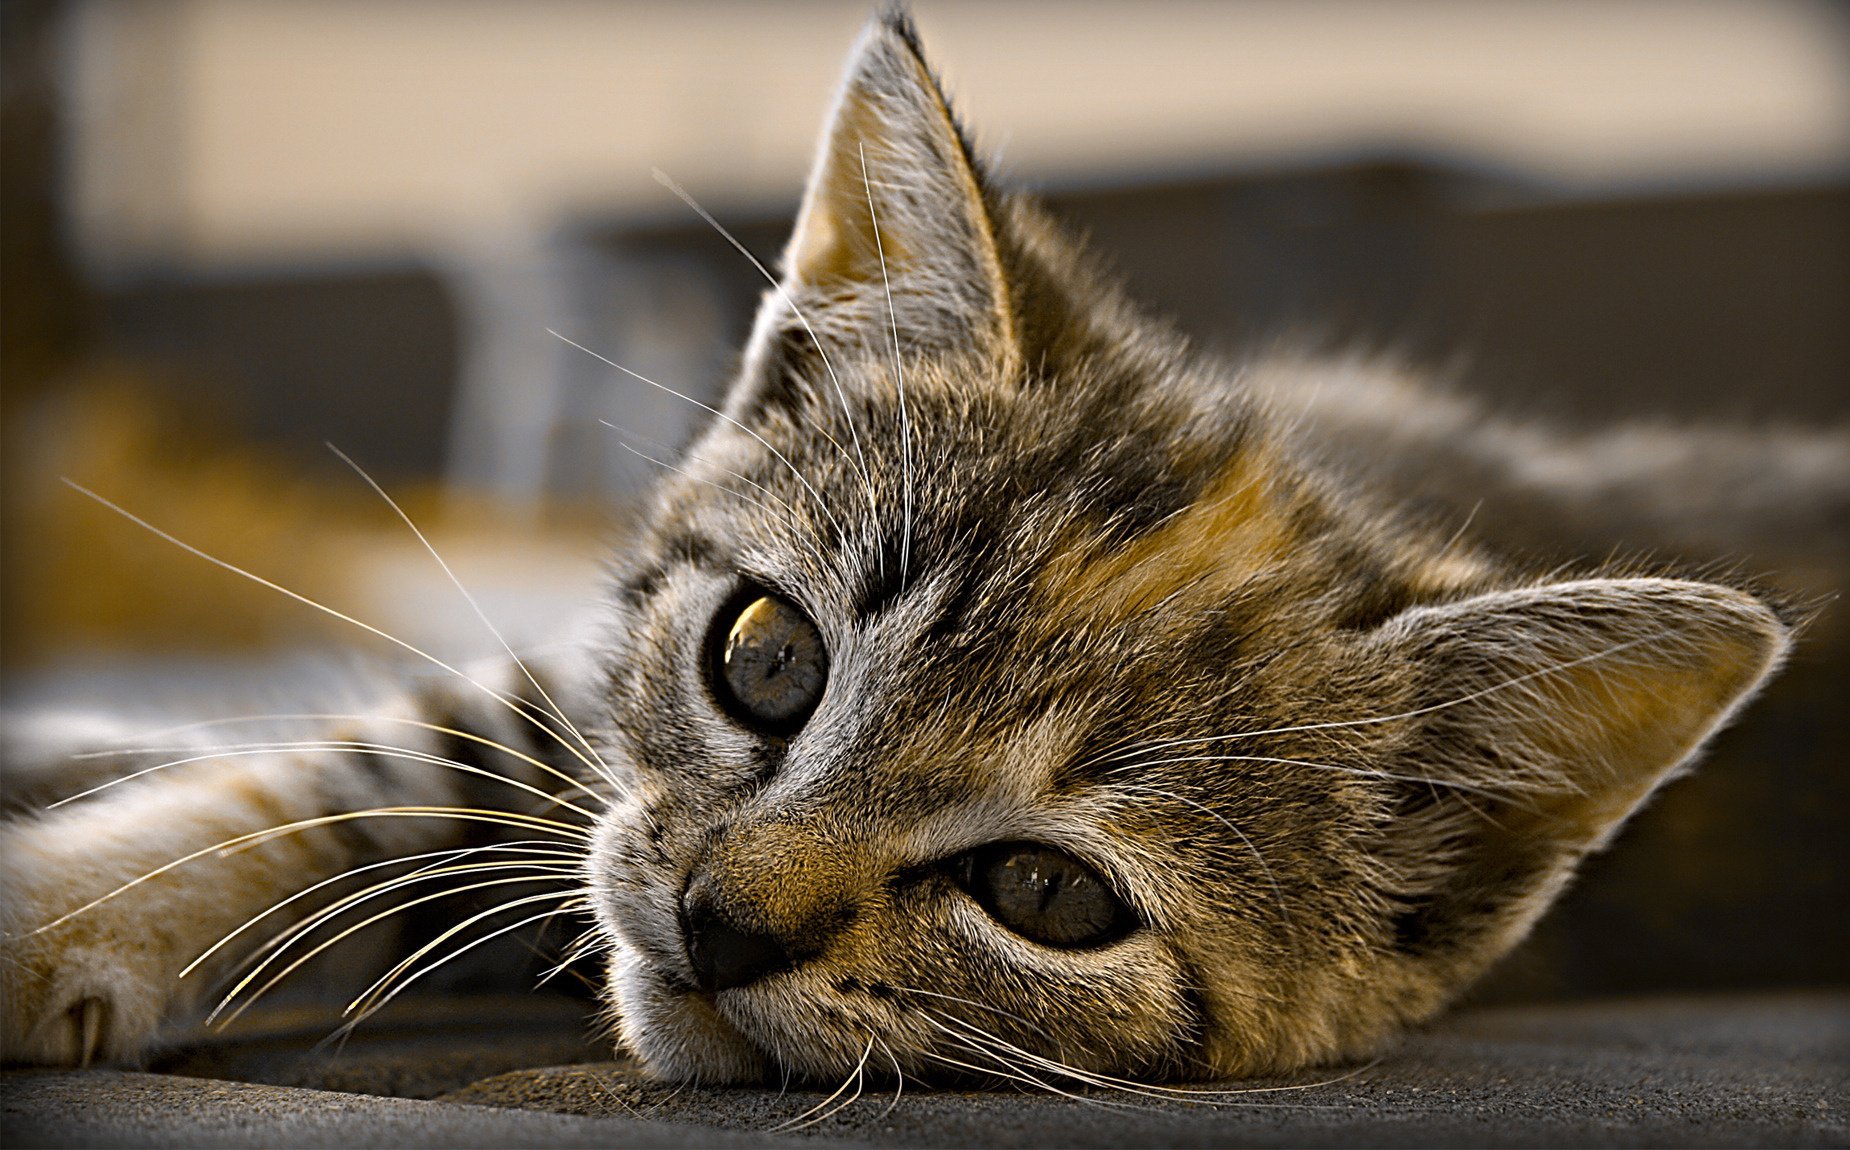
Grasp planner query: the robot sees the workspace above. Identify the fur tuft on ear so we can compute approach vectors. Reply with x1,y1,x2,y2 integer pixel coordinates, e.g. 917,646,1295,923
1368,577,1791,960
728,8,1014,420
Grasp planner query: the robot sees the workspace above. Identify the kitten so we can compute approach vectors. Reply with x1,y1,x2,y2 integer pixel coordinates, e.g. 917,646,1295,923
1,10,1829,1085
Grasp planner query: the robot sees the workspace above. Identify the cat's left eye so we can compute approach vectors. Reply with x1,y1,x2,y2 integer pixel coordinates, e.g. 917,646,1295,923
708,592,829,734
952,843,1136,949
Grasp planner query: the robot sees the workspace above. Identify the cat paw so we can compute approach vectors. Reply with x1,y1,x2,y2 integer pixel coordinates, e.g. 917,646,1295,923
0,949,166,1067
1,825,178,1067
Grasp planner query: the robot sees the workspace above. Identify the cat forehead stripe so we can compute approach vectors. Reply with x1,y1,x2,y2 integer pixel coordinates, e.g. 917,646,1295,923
1033,447,1295,629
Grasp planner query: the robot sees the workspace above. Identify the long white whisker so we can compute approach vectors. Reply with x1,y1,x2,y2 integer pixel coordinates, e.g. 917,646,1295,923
537,925,610,989
21,805,588,940
1436,498,1484,557
915,1021,1123,1109
889,984,1034,1028
547,329,843,540
916,1045,1059,1095
652,168,874,506
927,1005,1374,1104
1108,783,1288,923
859,142,913,587
1106,752,1536,809
1094,637,1653,769
347,885,587,1017
607,440,837,593
599,419,822,549
609,437,779,526
180,841,579,978
60,481,623,797
49,739,599,821
354,896,587,1022
213,856,580,1005
872,1034,905,1121
324,445,619,793
770,1035,874,1133
941,1014,1187,1108
211,873,576,1027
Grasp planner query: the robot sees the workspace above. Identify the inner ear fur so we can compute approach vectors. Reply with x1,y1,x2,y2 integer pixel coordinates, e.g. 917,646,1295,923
729,11,1014,421
1368,577,1791,956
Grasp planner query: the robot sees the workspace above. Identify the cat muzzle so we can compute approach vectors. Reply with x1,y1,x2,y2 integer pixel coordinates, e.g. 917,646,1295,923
682,891,796,993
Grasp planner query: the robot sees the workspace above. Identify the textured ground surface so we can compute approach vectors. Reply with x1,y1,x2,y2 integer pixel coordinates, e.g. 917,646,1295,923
5,991,1846,1148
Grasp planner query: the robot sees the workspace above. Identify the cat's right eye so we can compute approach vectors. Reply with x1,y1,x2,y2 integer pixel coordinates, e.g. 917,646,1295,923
707,591,829,734
952,843,1136,949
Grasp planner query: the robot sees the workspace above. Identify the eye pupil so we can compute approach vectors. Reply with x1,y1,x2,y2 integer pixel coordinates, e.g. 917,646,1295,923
710,593,828,733
1036,868,1065,911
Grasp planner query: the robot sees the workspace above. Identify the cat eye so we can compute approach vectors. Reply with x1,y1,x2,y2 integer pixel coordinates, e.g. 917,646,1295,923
952,843,1136,949
708,592,829,733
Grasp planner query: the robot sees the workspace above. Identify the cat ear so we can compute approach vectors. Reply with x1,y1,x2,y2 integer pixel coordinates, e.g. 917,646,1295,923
1370,577,1791,958
731,11,1014,417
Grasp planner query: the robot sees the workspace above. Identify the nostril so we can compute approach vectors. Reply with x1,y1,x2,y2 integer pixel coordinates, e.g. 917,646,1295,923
683,898,794,993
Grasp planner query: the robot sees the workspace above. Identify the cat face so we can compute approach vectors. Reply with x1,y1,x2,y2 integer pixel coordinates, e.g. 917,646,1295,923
583,12,1790,1085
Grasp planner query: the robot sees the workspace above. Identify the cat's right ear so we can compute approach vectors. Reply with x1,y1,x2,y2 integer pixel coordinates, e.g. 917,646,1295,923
727,9,1015,421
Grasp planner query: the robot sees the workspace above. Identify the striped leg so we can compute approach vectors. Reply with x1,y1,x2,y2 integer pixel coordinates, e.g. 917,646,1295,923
0,651,604,1067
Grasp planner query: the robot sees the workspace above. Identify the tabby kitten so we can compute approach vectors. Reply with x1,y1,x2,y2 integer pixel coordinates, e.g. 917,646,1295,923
1,11,1806,1086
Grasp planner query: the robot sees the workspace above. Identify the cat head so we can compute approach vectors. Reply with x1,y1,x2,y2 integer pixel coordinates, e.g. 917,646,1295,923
584,11,1791,1085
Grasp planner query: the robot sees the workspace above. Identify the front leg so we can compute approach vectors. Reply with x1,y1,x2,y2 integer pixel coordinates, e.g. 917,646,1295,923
0,674,592,1067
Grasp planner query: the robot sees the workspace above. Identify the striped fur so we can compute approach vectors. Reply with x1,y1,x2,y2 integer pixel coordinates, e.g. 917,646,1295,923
3,9,1835,1086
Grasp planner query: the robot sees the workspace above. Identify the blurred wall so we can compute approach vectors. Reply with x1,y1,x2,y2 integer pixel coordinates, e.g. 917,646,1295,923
63,0,1850,271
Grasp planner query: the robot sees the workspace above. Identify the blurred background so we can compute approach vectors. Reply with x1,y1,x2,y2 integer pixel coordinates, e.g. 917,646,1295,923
3,1,1846,1013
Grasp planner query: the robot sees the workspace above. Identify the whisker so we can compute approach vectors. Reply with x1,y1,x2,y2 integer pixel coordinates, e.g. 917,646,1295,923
887,984,1034,1028
49,739,600,822
325,445,619,794
652,168,875,506
211,861,569,1013
872,1034,905,1121
610,438,769,516
929,1012,1200,1110
347,887,588,1018
547,329,844,540
598,418,828,565
212,874,578,1027
535,924,609,991
769,1035,874,1133
73,710,596,803
214,853,580,984
180,840,579,978
1106,783,1288,923
218,856,579,987
826,1038,872,1127
915,1028,1120,1109
1105,752,1535,809
858,142,913,587
21,805,589,939
1093,638,1653,769
330,897,588,1042
1435,497,1485,557
926,1005,1374,1105
60,481,627,799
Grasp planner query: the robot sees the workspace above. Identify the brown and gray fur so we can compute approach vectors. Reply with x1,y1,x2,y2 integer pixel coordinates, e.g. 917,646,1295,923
2,10,1839,1086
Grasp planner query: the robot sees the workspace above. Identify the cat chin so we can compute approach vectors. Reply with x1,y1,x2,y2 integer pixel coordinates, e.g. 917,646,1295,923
610,949,771,1084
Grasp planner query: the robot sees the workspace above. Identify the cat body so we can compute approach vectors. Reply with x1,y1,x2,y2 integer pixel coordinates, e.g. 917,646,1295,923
1,11,1828,1086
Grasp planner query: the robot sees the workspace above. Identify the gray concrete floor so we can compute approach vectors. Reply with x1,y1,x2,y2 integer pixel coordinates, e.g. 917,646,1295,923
5,990,1846,1148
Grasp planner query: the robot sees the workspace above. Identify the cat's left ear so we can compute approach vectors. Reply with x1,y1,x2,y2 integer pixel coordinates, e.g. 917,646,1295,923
731,11,1014,417
1370,577,1792,958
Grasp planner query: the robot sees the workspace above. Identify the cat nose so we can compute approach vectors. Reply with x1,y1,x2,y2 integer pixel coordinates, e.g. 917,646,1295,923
681,886,794,993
